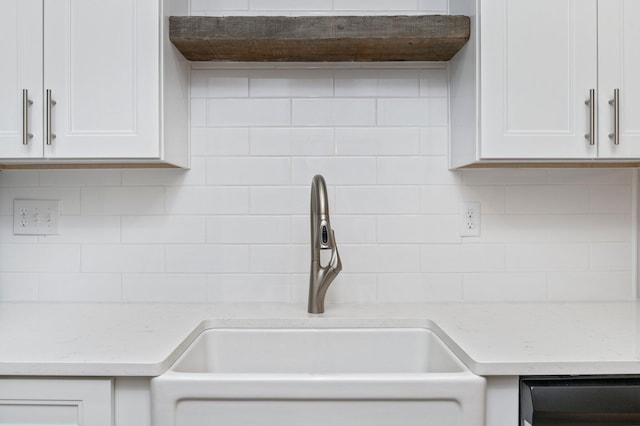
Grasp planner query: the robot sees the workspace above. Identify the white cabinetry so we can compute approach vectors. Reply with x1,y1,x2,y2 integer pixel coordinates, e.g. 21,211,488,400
450,0,640,167
0,0,189,168
0,378,112,425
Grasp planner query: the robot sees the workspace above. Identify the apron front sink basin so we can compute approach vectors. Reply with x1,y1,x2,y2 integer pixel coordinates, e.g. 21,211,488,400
171,327,466,374
152,321,486,426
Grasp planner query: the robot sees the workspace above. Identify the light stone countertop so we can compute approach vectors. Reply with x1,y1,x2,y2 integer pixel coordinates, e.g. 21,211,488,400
0,301,639,377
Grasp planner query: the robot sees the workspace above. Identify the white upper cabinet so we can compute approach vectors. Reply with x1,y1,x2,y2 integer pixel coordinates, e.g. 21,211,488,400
1,0,189,168
597,1,640,158
450,0,640,167
0,0,43,159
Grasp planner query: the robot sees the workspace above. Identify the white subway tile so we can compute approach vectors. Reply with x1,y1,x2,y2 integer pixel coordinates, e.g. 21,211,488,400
334,69,420,97
192,70,249,98
506,243,589,271
462,273,547,301
333,0,418,11
249,0,332,10
123,274,208,302
191,128,250,156
377,98,447,126
546,168,632,185
39,170,122,186
82,245,164,273
122,216,206,244
506,185,589,214
191,99,206,127
335,128,420,156
420,126,448,155
421,244,505,273
0,273,38,301
341,244,421,273
165,187,249,215
419,68,448,97
590,243,631,271
207,216,291,244
249,245,308,273
0,170,39,187
420,185,464,214
208,274,292,302
336,186,421,214
589,185,632,214
378,273,463,302
419,0,448,12
377,157,426,184
41,216,121,244
293,99,376,126
377,215,459,244
250,128,335,156
548,271,632,301
207,157,291,185
192,0,248,12
332,215,377,244
207,99,291,127
292,157,377,185
461,169,547,185
0,244,80,273
480,215,630,243
166,245,249,273
39,273,122,302
250,186,308,214
81,187,164,215
250,70,334,97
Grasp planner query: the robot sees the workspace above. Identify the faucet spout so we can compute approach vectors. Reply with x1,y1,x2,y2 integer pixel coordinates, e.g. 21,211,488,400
308,175,342,314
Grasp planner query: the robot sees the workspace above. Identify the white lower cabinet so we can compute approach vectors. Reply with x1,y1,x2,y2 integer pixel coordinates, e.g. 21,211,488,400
0,378,112,426
485,376,519,426
0,376,513,426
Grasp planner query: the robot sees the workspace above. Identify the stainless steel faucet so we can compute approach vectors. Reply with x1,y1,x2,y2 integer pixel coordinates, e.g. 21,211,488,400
308,175,342,314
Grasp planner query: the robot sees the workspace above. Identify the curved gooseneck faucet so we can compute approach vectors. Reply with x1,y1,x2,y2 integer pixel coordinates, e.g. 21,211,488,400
308,175,342,314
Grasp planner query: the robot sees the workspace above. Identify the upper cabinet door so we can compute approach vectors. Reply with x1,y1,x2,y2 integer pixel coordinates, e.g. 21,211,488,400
0,0,43,158
480,0,598,159
42,0,159,159
597,0,640,158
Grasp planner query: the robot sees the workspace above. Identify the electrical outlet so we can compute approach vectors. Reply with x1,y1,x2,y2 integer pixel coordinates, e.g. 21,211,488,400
459,202,480,237
14,199,61,235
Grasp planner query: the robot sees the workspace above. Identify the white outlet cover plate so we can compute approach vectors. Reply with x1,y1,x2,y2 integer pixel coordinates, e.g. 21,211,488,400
459,202,481,237
14,199,61,235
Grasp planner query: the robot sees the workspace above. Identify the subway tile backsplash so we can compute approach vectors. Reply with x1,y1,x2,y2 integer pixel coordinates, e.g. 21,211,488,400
0,2,635,303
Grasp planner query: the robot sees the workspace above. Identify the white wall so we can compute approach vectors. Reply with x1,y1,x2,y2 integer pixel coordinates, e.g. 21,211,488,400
0,0,634,303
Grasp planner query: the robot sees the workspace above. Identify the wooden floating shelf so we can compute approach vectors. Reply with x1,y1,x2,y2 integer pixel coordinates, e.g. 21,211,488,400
169,15,470,62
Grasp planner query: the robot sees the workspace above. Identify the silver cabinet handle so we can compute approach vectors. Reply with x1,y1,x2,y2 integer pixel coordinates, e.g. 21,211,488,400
608,88,620,145
22,89,33,145
584,89,595,145
45,89,56,145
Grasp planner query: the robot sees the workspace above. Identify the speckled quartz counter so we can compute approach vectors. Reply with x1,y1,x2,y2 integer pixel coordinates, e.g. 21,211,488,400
1,302,639,377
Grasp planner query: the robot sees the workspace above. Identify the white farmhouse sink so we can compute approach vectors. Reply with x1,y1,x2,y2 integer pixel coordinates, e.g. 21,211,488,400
171,328,464,374
152,323,485,426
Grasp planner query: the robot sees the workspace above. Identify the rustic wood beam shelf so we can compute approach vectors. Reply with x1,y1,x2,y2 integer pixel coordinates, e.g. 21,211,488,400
169,15,470,62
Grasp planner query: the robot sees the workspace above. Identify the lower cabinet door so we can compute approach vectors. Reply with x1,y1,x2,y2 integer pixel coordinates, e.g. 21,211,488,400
0,378,112,426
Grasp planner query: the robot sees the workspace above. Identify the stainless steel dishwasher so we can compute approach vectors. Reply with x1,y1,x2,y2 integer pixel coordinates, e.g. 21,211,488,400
520,376,640,425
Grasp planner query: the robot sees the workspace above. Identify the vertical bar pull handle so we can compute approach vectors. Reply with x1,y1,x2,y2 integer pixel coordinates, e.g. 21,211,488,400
608,88,620,145
46,89,56,145
584,89,596,146
22,89,33,145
